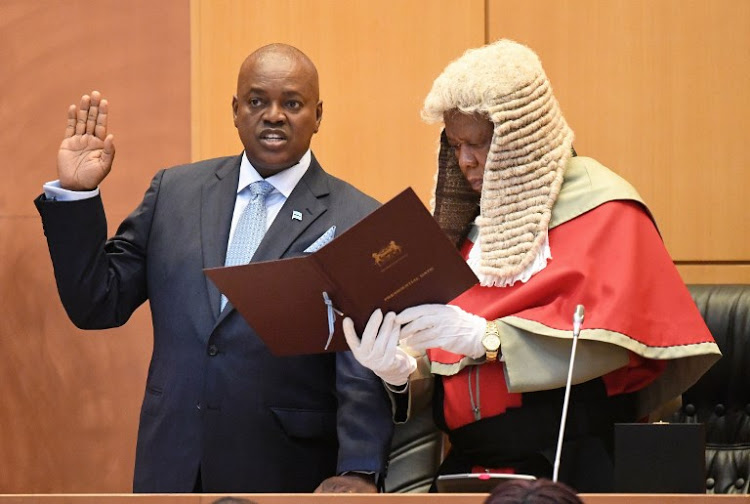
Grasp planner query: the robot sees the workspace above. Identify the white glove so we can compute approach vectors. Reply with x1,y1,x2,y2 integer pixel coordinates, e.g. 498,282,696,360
343,309,417,386
396,304,487,359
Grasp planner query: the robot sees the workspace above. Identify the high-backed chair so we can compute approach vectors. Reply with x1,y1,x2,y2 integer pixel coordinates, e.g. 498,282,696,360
668,284,750,494
384,405,443,492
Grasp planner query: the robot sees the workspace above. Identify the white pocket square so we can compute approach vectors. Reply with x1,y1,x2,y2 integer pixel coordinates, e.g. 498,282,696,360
304,225,336,253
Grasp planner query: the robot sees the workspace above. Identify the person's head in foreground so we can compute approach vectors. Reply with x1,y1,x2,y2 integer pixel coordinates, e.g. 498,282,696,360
423,38,574,287
485,478,583,504
211,498,258,504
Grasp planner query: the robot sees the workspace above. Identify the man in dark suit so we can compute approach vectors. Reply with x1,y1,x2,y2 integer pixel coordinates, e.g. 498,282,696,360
35,43,393,493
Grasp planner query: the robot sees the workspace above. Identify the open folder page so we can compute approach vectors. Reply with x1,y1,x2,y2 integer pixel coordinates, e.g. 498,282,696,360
204,187,478,356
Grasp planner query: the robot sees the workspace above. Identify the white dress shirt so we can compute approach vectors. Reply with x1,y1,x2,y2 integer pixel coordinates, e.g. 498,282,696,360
228,149,310,243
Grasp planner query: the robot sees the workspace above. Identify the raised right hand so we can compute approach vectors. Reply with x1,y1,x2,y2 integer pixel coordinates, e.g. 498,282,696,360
57,91,116,191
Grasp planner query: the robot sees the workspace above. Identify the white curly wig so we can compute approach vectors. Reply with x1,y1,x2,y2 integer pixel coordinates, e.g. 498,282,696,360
424,39,574,286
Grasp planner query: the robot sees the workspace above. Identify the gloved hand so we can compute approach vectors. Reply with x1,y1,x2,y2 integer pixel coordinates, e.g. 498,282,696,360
396,304,487,358
343,309,417,386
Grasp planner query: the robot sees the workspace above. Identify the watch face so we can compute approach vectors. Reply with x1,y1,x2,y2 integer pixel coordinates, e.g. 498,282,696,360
483,334,501,352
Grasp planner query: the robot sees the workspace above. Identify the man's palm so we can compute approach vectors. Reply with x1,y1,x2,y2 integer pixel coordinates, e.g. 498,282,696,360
57,91,115,191
58,134,113,191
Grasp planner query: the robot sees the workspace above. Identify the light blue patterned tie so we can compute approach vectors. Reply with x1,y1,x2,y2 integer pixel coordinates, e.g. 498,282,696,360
221,180,274,310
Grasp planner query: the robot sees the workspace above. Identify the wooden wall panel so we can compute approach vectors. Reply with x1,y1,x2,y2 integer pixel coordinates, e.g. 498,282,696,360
487,0,750,263
676,263,750,284
191,0,485,205
1,0,192,217
0,221,154,493
0,0,191,493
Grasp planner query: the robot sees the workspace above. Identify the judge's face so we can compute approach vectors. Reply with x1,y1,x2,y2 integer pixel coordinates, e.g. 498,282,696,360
443,111,493,193
233,52,323,177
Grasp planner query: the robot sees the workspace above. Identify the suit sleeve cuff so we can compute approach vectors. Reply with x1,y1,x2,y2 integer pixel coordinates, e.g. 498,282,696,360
339,471,381,491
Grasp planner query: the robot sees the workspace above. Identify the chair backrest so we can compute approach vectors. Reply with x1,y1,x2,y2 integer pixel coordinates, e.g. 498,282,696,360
668,284,750,494
384,405,443,492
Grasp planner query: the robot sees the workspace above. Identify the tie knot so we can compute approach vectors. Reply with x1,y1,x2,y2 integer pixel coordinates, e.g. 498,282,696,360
248,180,274,199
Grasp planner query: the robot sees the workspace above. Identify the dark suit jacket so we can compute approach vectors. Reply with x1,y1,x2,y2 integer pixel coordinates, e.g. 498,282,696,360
35,154,394,493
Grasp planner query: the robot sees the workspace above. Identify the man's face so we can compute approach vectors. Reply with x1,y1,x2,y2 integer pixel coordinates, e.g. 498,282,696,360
233,53,323,177
443,111,493,193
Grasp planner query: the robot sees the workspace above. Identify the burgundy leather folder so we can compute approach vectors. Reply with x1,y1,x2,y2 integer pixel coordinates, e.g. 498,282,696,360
205,187,478,356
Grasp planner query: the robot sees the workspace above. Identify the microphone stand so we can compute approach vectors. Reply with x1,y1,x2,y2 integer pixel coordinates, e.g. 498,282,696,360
552,304,585,483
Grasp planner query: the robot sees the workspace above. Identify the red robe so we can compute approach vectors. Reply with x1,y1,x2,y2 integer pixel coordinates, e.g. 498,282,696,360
412,155,720,491
431,198,717,430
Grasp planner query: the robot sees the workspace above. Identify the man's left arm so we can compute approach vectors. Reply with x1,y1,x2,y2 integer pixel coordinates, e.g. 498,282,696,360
308,179,392,492
314,350,394,492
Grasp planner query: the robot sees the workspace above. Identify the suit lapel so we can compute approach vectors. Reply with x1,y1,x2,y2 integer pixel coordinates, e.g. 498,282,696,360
201,155,242,321
252,157,330,262
213,155,331,327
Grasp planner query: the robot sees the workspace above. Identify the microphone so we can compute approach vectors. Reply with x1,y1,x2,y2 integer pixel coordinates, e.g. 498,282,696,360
552,304,585,483
573,304,584,338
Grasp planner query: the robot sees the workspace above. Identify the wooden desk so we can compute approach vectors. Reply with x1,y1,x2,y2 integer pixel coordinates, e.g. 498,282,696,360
0,494,747,504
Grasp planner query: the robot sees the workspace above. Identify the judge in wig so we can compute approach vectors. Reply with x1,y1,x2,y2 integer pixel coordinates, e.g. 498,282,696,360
344,39,720,492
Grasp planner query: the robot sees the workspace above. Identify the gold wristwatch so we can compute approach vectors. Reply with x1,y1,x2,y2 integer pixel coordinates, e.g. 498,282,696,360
482,320,501,362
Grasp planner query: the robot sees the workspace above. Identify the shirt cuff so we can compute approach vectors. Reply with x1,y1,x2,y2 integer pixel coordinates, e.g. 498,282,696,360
43,180,99,201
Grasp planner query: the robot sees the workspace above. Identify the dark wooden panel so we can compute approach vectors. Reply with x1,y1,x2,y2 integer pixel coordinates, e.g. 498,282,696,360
0,0,190,493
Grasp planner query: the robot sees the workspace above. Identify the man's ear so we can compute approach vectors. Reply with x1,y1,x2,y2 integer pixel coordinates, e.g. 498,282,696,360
314,101,323,133
232,95,239,126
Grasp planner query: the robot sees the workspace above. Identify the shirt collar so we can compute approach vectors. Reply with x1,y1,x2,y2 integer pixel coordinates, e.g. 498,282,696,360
237,149,312,197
